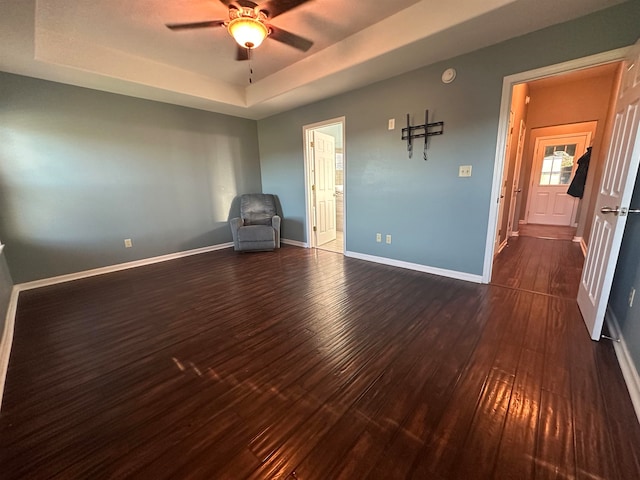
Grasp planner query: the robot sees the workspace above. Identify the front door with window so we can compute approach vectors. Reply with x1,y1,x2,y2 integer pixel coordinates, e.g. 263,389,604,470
526,133,591,225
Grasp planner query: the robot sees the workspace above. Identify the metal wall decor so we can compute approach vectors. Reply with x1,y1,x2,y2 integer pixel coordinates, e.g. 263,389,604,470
401,109,444,160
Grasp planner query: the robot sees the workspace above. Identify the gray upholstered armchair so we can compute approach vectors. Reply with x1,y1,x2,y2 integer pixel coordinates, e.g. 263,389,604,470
229,194,281,251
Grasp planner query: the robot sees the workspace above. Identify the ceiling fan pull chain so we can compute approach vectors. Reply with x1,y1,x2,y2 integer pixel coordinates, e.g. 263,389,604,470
249,49,253,84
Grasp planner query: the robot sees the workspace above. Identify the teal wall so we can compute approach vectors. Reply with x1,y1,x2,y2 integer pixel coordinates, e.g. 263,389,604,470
610,176,640,372
0,73,262,283
258,1,640,276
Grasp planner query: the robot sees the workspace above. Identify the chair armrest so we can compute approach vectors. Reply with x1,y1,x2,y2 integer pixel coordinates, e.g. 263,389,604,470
272,215,281,247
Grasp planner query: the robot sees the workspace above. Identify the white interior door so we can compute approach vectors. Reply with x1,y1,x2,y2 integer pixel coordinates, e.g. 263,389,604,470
313,131,337,246
578,40,640,340
495,111,515,253
507,120,526,237
526,133,590,225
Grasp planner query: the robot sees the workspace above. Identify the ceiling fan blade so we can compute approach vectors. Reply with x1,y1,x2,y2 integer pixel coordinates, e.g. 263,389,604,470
166,20,226,31
260,0,311,18
218,0,234,6
236,0,259,7
236,46,250,61
268,25,313,52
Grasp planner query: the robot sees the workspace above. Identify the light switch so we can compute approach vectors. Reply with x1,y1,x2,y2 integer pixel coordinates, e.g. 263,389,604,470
388,119,395,130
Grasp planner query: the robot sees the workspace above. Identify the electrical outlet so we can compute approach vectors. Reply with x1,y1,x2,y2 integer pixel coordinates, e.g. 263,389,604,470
386,234,392,244
124,238,133,248
388,118,395,130
630,287,636,308
376,233,382,243
459,165,472,177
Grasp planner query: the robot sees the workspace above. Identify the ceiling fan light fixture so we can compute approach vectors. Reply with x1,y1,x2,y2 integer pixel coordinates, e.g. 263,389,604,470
228,17,269,49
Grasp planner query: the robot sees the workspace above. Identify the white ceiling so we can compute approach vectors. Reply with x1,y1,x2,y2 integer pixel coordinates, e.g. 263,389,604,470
0,0,625,119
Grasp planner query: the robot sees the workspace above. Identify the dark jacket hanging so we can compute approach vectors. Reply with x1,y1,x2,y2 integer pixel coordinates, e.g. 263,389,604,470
568,146,592,198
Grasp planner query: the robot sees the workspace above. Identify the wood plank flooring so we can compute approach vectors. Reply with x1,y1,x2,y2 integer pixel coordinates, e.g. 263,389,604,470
1,244,639,479
491,236,584,298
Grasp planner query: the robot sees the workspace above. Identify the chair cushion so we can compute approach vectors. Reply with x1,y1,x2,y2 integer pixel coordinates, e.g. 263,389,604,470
237,225,275,243
244,213,273,226
241,194,277,225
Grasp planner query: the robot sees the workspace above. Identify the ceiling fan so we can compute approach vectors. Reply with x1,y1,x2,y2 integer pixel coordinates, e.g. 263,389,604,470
166,0,314,61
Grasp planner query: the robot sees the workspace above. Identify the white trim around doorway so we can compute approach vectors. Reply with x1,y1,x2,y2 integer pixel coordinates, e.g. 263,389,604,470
482,47,629,284
302,117,346,252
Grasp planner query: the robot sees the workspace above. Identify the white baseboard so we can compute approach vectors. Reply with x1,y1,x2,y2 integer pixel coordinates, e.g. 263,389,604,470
16,243,233,292
510,231,519,237
0,286,20,411
496,239,508,256
606,307,640,424
281,238,308,248
579,238,587,257
344,251,483,284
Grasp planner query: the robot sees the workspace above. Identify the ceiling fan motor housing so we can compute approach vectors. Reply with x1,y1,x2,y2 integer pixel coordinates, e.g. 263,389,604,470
227,7,270,48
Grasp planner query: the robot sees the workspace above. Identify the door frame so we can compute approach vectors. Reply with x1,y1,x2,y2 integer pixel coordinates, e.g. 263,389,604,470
302,117,346,250
524,131,592,226
483,47,628,283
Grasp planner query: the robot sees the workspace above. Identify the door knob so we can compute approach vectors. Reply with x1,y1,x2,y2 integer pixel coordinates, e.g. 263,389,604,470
601,206,621,215
514,189,522,193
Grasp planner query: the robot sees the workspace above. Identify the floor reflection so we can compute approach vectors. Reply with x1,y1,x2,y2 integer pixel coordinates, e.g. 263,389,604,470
317,231,344,254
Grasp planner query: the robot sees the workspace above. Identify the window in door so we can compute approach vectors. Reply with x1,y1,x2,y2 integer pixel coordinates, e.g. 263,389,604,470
539,143,577,186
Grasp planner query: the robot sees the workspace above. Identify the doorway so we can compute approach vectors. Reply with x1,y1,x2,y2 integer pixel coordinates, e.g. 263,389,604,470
486,43,640,419
303,117,346,253
486,55,632,329
484,51,626,285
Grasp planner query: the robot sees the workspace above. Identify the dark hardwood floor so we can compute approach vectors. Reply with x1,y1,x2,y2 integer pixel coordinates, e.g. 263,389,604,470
492,235,584,298
1,244,639,479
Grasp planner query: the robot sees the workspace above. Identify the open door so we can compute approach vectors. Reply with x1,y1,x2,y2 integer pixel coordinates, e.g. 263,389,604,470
312,131,337,246
495,111,515,254
578,40,640,340
507,120,526,237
